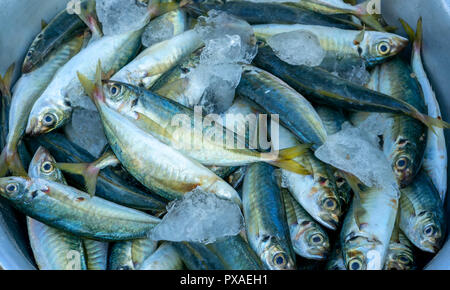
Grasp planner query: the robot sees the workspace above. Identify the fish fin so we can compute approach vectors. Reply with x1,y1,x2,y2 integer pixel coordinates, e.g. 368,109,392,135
77,61,104,104
278,145,311,160
269,159,310,175
0,63,15,97
384,25,397,33
342,172,367,230
134,112,173,140
358,14,386,32
41,19,48,30
400,190,416,217
412,110,450,132
399,18,415,42
414,17,423,52
78,0,103,41
0,146,27,177
353,25,366,45
55,162,99,196
267,145,312,174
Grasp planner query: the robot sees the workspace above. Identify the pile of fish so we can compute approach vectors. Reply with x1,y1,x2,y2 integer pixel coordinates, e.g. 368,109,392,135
0,0,447,270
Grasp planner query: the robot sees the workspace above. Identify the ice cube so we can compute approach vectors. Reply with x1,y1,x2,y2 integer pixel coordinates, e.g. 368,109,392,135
96,0,150,35
195,10,257,62
315,122,397,189
150,188,244,244
141,9,187,48
267,30,326,67
64,109,108,158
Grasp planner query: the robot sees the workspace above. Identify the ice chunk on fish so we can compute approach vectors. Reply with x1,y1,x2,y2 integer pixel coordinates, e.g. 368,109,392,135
150,189,244,244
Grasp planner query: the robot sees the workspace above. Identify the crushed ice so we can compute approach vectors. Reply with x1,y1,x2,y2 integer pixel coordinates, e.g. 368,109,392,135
315,122,397,189
181,10,257,113
96,0,150,35
267,30,326,67
150,188,244,244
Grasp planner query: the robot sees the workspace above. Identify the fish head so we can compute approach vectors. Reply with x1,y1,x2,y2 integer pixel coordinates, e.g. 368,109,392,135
26,98,72,135
103,80,140,112
342,235,384,270
292,222,330,260
259,235,295,270
411,212,445,253
22,48,38,74
363,32,408,65
28,146,63,182
0,176,30,202
314,174,342,230
384,242,415,270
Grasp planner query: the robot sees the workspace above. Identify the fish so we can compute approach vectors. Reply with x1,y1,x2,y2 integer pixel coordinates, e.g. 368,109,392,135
27,146,87,270
25,132,168,213
96,79,308,173
253,44,450,130
205,235,265,270
383,225,416,270
111,29,203,89
83,239,108,270
237,65,328,149
253,24,407,67
77,65,242,205
399,171,446,253
0,176,161,241
243,162,296,270
282,188,330,260
0,63,15,148
138,242,184,270
21,3,86,73
315,106,352,205
109,238,158,270
25,22,147,136
376,58,427,188
401,18,447,200
340,183,399,270
170,241,226,270
278,125,344,230
325,240,346,270
184,0,358,29
0,34,85,177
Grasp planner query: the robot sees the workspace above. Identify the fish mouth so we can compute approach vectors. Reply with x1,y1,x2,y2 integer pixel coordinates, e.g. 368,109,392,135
391,36,409,55
22,62,33,74
320,213,339,230
25,117,50,136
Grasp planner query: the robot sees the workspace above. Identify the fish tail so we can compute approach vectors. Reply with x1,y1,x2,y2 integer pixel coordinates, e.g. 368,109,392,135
412,111,450,133
55,162,100,196
78,0,103,40
268,145,312,175
399,17,423,52
0,146,27,177
0,62,15,98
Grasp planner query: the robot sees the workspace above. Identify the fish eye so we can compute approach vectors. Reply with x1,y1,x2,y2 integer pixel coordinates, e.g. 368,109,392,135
5,183,18,193
109,84,121,97
310,233,324,244
42,113,57,126
348,258,364,270
323,198,337,211
272,253,287,267
423,225,436,237
377,41,391,55
41,161,54,173
396,157,408,170
397,255,410,264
